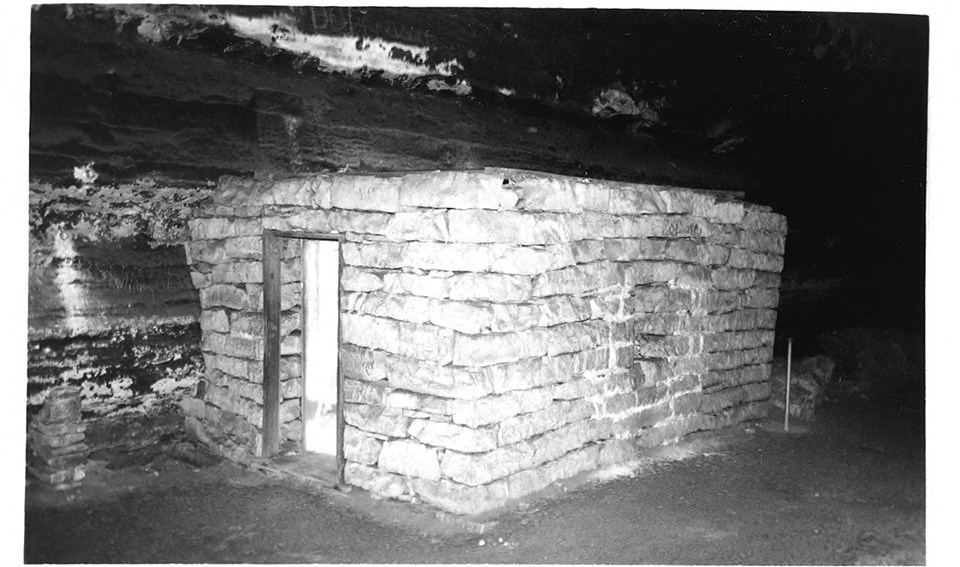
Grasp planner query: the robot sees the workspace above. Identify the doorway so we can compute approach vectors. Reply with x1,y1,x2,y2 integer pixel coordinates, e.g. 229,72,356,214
261,230,344,484
300,238,340,455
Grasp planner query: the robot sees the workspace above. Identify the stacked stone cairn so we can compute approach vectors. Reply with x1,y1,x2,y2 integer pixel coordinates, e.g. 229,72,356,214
182,168,787,514
28,385,88,489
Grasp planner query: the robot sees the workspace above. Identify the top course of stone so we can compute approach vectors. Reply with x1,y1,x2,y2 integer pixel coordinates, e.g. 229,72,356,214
208,167,763,224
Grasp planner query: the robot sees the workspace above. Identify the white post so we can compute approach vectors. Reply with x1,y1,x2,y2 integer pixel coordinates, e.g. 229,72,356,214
784,338,793,432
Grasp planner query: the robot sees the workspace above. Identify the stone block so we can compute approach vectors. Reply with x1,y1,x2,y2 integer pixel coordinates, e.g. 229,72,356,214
703,347,774,371
598,438,639,466
742,288,781,309
439,417,609,486
622,261,679,287
341,241,406,269
382,271,449,299
697,290,743,313
636,334,697,358
447,210,573,245
673,264,713,289
486,245,577,275
447,272,532,302
547,376,605,400
384,356,493,400
711,268,757,290
186,240,229,265
702,364,771,390
340,345,389,383
344,426,384,466
397,170,509,210
344,379,388,405
200,284,245,310
230,312,264,337
702,201,746,224
378,439,442,480
344,403,410,437
608,185,668,215
257,176,332,208
448,388,553,428
452,329,547,367
408,419,498,453
634,358,708,384
410,477,499,515
344,462,409,499
344,291,432,324
342,267,384,292
532,262,622,297
280,377,301,399
189,217,262,240
395,321,455,365
741,211,788,234
244,284,264,311
384,210,450,242
489,303,541,333
496,399,594,446
570,239,606,263
200,309,230,333
515,177,609,213
341,313,400,354
223,235,263,259
428,300,492,334
384,391,448,418
542,320,608,357
535,295,594,327
672,392,702,416
330,176,401,212
753,271,782,288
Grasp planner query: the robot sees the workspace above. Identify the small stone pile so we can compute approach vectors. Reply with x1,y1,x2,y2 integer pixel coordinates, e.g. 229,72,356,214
28,385,89,489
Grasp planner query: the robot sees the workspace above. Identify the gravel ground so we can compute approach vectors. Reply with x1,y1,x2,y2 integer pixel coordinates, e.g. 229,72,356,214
23,398,924,564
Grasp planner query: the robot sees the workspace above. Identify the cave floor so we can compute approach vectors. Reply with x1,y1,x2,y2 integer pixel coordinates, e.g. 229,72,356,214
23,398,924,564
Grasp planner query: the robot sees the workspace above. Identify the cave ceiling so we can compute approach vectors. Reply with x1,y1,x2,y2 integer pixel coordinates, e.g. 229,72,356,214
30,4,925,202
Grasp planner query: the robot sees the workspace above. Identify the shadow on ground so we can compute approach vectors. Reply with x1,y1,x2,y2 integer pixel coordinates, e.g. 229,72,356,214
24,397,924,564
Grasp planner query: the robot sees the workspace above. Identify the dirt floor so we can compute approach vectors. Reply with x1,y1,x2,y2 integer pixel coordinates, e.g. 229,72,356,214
23,397,924,565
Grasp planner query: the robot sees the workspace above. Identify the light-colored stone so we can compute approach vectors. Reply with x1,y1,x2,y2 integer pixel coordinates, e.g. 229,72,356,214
341,313,400,354
447,388,553,428
344,462,409,499
447,210,573,245
532,262,622,297
200,309,230,333
395,321,455,364
452,329,547,367
330,176,401,212
496,399,594,445
378,439,441,480
344,403,410,437
344,425,384,465
397,170,510,210
382,271,449,299
408,419,498,453
341,267,384,292
200,284,245,310
439,417,610,486
428,300,492,334
447,273,532,302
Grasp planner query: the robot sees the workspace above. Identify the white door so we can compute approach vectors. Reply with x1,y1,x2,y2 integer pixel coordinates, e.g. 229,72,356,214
301,239,340,455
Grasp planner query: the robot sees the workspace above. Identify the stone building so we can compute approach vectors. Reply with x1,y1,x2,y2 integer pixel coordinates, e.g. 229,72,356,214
181,167,787,515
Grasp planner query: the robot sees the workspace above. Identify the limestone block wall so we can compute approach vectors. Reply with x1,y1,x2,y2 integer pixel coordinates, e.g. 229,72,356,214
181,168,786,514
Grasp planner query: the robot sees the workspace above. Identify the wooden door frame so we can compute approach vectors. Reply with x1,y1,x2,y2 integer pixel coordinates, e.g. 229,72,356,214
262,229,345,484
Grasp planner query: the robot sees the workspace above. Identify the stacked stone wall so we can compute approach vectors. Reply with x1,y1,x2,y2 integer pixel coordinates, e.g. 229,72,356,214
181,168,786,514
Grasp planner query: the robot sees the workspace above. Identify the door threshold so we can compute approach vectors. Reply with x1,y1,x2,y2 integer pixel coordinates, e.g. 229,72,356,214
260,451,339,489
